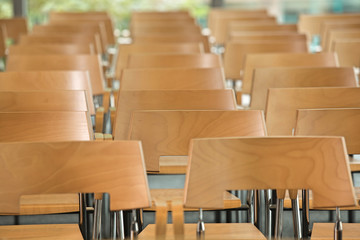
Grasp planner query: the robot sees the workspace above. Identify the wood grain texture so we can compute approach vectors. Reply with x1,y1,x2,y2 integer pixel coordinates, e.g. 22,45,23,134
251,67,357,110
229,32,307,42
126,53,222,69
334,40,360,67
158,156,188,174
321,21,360,50
265,87,360,136
121,67,225,90
8,43,94,55
0,71,95,115
0,112,92,142
131,25,201,36
128,110,266,171
185,137,356,209
0,141,150,213
0,91,88,112
6,55,105,95
326,29,360,51
0,24,6,58
295,108,360,154
113,89,237,141
223,41,308,79
298,13,360,36
242,53,338,94
230,23,298,35
311,223,360,240
0,17,27,43
0,224,83,240
139,223,266,240
115,43,203,80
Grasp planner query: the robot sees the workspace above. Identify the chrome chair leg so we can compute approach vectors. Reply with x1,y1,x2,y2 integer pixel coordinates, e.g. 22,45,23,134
274,198,284,239
112,210,125,240
92,198,103,240
247,190,254,223
334,207,343,240
130,209,139,239
197,208,205,235
265,189,272,239
302,190,310,238
291,198,302,239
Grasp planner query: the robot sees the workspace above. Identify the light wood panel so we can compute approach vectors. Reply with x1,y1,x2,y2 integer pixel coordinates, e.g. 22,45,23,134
8,43,94,55
295,108,360,154
121,67,225,90
128,110,266,172
115,43,203,80
113,89,236,141
185,137,355,209
265,87,360,136
311,223,360,240
0,17,27,43
229,32,307,42
333,40,360,67
320,20,360,49
223,41,308,79
326,29,360,51
0,24,6,58
229,23,298,35
0,91,88,112
250,67,357,110
0,141,150,214
127,53,221,69
6,55,105,95
0,71,95,115
242,53,338,94
0,112,92,142
131,25,201,36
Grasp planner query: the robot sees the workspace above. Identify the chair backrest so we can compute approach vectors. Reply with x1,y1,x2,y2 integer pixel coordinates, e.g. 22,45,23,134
333,40,360,67
295,108,360,154
128,110,266,172
326,29,360,51
184,137,356,209
250,67,357,110
0,141,150,214
8,44,95,55
0,111,93,142
18,34,103,54
126,53,222,69
115,43,204,80
223,41,308,79
113,89,237,140
120,67,225,90
0,90,88,112
0,17,27,43
131,25,202,36
0,71,95,115
229,32,307,42
265,87,360,136
6,55,105,95
242,52,338,94
0,24,6,58
298,13,360,38
229,23,298,34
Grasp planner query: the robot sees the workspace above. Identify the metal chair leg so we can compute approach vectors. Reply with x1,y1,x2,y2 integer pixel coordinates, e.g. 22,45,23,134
265,189,272,239
92,198,103,240
274,198,284,239
130,209,139,239
247,190,254,223
291,198,302,239
302,190,310,238
112,210,125,240
334,207,343,240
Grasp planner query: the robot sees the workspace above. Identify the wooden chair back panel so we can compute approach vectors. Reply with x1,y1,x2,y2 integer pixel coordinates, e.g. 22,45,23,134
333,40,360,67
242,53,338,94
115,43,203,80
0,112,92,142
0,141,150,214
223,41,308,79
185,137,355,209
229,23,297,33
251,67,357,110
127,53,221,69
131,26,201,36
327,29,360,51
6,55,105,95
321,21,360,49
0,91,88,112
129,110,266,171
0,24,6,58
296,108,360,154
265,87,360,136
121,67,225,90
113,89,237,141
0,17,27,43
229,32,307,42
8,44,94,55
130,20,197,31
0,71,95,115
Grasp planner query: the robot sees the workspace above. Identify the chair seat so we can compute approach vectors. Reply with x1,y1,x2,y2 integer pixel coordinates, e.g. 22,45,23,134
0,224,83,239
311,223,360,240
139,223,266,239
158,156,188,174
145,189,241,211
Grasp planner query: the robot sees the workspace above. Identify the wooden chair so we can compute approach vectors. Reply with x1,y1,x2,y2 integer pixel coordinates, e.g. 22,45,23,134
130,20,198,31
223,41,308,80
128,110,266,173
265,87,360,136
6,55,105,96
0,141,150,239
120,67,225,90
0,71,95,115
333,40,360,67
113,89,236,148
229,32,307,43
140,136,355,239
241,52,338,94
250,67,357,110
8,43,95,55
126,53,222,69
18,34,103,55
130,25,202,36
0,17,27,43
0,24,6,58
325,29,360,52
114,43,204,81
229,23,298,36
